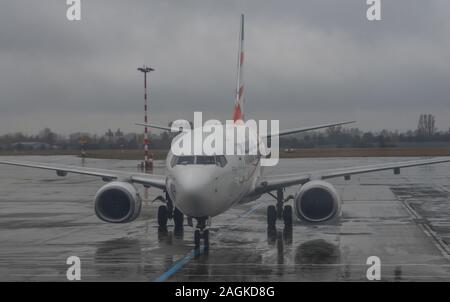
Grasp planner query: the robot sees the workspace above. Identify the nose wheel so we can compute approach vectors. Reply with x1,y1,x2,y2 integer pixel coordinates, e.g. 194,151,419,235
194,217,210,251
194,229,209,251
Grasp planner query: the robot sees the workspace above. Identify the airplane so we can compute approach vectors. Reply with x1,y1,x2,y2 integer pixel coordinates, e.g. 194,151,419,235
1,14,450,250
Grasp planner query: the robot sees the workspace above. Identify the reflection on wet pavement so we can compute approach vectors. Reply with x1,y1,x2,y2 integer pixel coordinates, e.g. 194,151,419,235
0,156,450,281
95,238,143,280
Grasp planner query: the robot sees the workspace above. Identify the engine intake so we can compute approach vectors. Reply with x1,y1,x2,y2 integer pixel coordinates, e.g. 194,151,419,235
94,181,142,223
294,180,341,222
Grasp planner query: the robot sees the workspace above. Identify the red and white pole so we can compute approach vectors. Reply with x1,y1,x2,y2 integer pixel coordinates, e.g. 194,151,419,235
138,66,154,171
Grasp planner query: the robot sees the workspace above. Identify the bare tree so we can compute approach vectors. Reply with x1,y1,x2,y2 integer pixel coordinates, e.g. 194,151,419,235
114,128,123,138
105,129,114,142
38,128,57,145
416,114,436,137
326,125,342,137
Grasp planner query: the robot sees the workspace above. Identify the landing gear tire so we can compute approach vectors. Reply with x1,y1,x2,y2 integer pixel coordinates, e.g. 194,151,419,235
173,208,184,229
194,229,209,251
282,205,293,229
203,229,209,251
267,205,277,229
194,230,201,249
158,205,168,227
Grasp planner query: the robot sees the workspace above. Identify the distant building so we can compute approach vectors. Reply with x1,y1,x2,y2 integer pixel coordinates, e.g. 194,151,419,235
11,142,58,150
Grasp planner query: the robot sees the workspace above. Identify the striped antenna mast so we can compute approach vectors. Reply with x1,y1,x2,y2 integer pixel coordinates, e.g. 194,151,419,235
137,65,155,171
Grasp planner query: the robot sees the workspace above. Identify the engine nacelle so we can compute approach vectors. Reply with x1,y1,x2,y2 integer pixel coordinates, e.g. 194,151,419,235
94,181,142,223
294,180,341,222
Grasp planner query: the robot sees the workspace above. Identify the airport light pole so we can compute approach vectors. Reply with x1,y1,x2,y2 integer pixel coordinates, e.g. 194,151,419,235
137,65,155,171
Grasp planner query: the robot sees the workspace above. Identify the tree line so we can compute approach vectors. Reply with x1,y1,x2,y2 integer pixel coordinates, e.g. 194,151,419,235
0,114,449,150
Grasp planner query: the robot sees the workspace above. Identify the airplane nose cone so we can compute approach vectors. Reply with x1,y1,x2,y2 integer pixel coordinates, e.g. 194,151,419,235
176,169,212,193
170,168,217,217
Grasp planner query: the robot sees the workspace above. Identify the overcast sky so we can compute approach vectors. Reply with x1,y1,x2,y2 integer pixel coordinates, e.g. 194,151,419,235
0,0,449,135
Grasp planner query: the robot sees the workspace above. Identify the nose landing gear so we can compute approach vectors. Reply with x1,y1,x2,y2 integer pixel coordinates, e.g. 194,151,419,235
194,216,210,252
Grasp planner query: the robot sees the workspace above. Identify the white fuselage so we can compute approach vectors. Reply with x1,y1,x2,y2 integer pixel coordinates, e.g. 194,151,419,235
165,127,263,218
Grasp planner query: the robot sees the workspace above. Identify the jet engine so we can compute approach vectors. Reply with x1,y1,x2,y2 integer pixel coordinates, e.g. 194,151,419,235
294,180,341,222
94,181,142,223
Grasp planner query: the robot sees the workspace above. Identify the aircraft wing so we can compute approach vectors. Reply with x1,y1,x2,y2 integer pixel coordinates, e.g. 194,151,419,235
0,160,167,189
254,157,450,194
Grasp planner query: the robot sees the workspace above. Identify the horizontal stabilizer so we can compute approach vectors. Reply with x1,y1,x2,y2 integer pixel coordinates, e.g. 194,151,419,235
264,120,355,138
135,122,186,133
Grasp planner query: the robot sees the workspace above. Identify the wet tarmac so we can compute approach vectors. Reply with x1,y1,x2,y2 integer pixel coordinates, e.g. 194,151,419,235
0,156,449,281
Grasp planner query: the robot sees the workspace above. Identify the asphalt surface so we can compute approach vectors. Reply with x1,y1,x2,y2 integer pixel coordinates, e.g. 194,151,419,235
0,155,449,281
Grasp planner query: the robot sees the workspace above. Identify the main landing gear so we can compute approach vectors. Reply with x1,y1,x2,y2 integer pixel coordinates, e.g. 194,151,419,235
157,193,184,230
267,188,293,230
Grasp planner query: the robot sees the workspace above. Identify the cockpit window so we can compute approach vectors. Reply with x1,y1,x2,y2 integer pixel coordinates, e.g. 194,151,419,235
171,155,228,168
176,156,195,165
197,156,216,165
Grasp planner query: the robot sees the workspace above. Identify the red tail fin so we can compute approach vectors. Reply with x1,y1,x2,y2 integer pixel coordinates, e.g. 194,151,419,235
232,103,243,122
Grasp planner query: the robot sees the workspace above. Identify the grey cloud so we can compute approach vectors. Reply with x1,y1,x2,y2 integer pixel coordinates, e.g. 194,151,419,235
0,0,449,134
